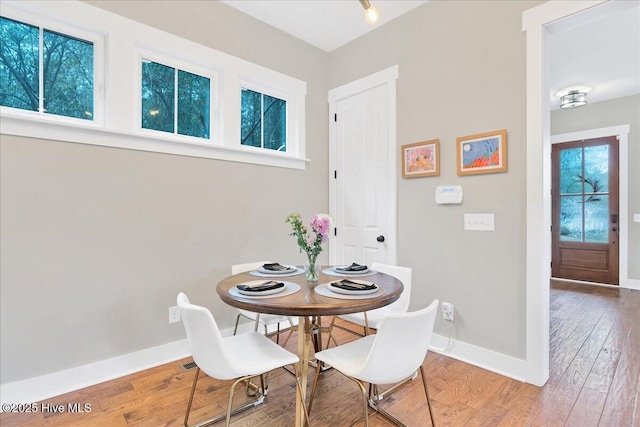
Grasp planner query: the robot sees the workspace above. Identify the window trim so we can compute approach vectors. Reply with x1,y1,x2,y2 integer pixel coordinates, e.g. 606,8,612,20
0,1,308,170
0,5,106,128
240,83,290,153
135,45,221,145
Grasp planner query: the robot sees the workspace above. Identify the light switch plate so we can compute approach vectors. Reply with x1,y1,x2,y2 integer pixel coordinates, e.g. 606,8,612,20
634,213,640,223
464,214,495,231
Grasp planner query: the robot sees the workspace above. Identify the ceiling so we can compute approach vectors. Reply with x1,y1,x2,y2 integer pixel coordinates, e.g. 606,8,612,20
549,1,639,110
222,0,639,109
220,0,427,52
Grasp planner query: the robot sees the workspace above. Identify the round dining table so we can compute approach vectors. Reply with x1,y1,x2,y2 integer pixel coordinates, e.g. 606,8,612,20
216,265,404,427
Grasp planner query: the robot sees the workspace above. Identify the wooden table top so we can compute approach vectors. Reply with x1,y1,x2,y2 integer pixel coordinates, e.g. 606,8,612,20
216,266,403,317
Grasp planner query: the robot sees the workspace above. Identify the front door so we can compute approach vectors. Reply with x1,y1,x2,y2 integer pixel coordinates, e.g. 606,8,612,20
333,83,390,266
551,136,619,284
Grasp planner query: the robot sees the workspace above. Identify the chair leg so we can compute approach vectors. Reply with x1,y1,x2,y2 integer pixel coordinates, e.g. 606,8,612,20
420,366,436,427
233,314,242,335
347,377,370,427
364,371,429,427
183,367,201,427
323,317,344,349
281,327,294,347
183,370,266,427
254,314,261,332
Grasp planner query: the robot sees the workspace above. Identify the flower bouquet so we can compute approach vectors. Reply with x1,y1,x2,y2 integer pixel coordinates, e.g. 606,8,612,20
286,213,333,281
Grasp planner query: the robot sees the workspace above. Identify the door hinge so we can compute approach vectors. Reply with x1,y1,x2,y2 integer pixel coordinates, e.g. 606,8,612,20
334,228,337,236
550,261,553,268
334,170,337,179
550,225,552,232
334,113,337,122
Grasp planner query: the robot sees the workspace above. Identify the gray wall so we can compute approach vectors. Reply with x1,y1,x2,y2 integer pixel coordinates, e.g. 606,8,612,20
551,94,640,280
0,1,329,384
329,0,542,359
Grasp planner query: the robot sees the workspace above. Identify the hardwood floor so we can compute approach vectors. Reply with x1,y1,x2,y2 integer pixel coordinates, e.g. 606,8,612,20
2,281,638,426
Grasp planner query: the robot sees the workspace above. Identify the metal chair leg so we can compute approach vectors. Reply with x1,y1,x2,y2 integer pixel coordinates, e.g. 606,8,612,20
183,367,201,427
183,369,266,427
420,366,436,427
233,314,242,335
348,377,370,427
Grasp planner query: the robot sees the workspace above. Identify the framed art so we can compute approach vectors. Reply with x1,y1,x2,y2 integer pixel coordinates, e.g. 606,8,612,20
456,129,507,176
401,139,440,178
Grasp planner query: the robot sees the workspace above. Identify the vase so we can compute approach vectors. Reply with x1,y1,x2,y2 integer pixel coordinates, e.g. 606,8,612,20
305,255,318,282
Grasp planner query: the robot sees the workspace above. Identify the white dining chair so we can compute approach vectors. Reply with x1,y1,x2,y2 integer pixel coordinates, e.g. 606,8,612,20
332,262,412,336
232,261,296,346
308,299,440,427
177,292,309,427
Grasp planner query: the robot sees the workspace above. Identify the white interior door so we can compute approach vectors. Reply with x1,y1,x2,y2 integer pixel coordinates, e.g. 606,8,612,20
328,67,398,267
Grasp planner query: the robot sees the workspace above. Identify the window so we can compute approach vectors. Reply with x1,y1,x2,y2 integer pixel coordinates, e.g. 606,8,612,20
141,60,210,139
1,1,306,170
241,88,286,151
0,16,94,120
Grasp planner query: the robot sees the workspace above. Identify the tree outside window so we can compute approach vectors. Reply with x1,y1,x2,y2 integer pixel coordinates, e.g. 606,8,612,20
0,16,93,120
241,88,286,151
141,60,210,139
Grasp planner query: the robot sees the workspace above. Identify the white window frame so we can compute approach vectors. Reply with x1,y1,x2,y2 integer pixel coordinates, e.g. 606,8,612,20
239,81,292,153
135,45,221,146
0,3,106,128
0,0,308,170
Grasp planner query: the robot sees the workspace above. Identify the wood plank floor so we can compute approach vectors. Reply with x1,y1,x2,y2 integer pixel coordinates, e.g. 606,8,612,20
2,280,638,426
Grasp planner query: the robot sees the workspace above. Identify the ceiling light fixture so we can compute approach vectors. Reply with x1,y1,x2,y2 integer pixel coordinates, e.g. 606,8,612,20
560,90,587,109
359,0,380,24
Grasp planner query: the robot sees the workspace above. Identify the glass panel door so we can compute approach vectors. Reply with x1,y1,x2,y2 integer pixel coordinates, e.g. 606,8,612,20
558,144,610,243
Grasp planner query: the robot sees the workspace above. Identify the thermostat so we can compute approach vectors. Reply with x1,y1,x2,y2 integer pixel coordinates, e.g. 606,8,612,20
435,186,463,204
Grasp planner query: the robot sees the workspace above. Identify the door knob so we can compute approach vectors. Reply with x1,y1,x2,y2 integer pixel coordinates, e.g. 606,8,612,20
377,235,385,243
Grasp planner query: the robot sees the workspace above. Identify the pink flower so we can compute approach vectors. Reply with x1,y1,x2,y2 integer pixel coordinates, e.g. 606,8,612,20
310,213,333,236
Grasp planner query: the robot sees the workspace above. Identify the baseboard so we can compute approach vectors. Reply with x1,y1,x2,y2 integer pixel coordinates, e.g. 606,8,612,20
429,333,527,382
0,320,299,407
1,319,518,406
624,278,640,290
0,339,190,407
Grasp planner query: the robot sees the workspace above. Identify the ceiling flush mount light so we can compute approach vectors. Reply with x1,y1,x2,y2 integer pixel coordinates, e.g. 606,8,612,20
560,90,587,109
359,0,380,24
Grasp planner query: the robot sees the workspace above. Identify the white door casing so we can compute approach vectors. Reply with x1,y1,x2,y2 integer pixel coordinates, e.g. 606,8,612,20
328,66,398,267
523,0,608,386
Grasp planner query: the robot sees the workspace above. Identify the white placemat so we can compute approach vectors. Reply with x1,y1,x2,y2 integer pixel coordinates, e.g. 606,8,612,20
250,268,305,278
314,282,386,299
322,268,377,278
229,281,301,299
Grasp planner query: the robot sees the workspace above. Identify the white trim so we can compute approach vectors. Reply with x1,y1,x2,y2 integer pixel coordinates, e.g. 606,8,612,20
0,339,190,406
0,3,107,128
1,114,309,170
328,66,399,103
522,0,606,386
551,125,632,289
0,320,296,406
327,65,399,265
627,279,640,290
0,0,307,170
430,334,526,382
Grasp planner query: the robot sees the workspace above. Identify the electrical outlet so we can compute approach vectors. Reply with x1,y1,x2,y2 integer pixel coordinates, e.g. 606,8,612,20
169,306,180,324
441,302,454,322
